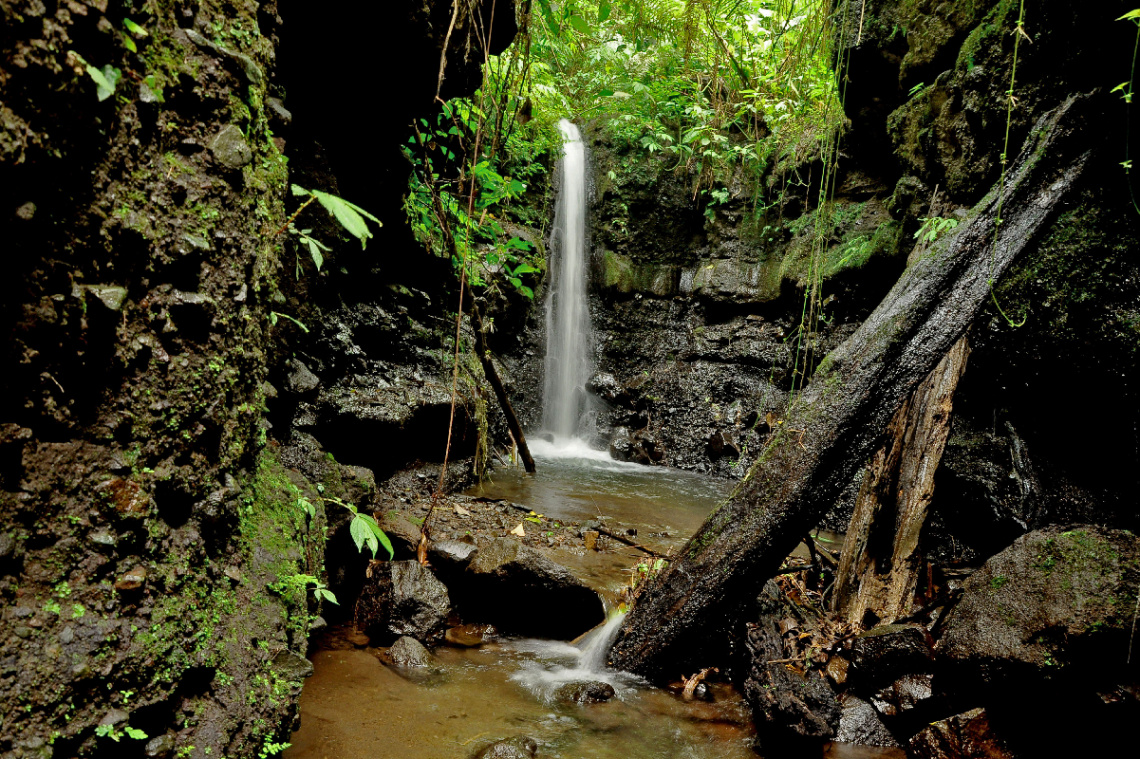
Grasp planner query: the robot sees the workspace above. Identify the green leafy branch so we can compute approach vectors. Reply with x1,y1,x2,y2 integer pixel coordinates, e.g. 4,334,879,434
304,495,394,560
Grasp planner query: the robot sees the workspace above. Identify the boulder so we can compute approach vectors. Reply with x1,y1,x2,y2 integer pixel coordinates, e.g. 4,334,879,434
355,560,450,644
387,636,435,668
835,695,898,747
932,526,1140,756
937,525,1140,684
870,673,933,718
457,537,604,638
474,736,538,759
907,708,1013,759
552,680,616,704
742,581,840,751
847,623,933,691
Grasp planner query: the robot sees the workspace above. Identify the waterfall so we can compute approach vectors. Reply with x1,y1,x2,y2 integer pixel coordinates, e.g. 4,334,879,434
542,120,593,444
575,610,626,673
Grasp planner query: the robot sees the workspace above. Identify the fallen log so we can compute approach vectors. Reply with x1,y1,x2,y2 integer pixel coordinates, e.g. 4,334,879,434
832,335,969,628
607,95,1093,677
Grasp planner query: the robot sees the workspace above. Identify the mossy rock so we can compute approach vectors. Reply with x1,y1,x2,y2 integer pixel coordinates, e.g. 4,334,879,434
937,525,1140,681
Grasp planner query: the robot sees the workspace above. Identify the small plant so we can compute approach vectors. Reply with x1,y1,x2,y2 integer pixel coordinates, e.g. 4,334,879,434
309,496,394,560
95,724,148,742
269,573,339,606
914,216,959,244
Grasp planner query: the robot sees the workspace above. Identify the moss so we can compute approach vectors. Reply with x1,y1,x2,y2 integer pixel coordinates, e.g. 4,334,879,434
956,0,1018,72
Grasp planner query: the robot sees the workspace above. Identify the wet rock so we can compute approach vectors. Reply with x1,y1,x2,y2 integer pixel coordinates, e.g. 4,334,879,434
431,539,478,571
475,736,538,759
144,733,175,757
587,372,627,404
870,673,933,718
457,537,604,638
387,636,435,667
835,695,898,747
847,623,932,691
743,581,840,750
285,359,320,396
356,559,450,643
99,708,129,726
272,650,314,681
937,526,1140,686
553,680,615,704
608,425,665,465
210,124,252,169
908,708,1013,759
80,284,128,311
114,565,148,591
445,623,497,648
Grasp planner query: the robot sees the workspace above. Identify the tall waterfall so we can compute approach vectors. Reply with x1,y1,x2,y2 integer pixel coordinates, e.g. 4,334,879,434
542,120,593,443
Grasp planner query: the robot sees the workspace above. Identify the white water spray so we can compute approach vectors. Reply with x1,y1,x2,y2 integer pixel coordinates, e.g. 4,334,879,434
542,120,593,444
509,610,636,702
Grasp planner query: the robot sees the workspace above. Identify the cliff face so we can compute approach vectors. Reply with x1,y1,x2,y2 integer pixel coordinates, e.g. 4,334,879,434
0,1,513,756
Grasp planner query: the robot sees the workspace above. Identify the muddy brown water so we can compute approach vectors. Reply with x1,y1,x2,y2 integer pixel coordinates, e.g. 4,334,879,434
285,448,901,759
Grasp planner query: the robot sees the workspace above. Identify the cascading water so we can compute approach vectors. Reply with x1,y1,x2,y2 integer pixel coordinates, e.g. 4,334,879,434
542,120,594,446
509,610,637,703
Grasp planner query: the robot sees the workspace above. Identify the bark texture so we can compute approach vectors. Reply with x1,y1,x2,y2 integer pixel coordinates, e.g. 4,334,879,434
832,336,970,628
607,94,1093,677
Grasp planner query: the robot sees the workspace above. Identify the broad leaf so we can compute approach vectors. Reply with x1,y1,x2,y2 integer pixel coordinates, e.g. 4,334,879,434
311,189,382,248
85,64,121,102
349,516,373,555
123,18,148,36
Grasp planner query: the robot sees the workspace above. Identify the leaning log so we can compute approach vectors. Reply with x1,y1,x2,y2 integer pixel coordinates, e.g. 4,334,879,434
607,95,1093,676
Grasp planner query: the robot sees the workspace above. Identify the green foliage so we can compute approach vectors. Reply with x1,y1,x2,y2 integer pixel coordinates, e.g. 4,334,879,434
95,724,148,742
269,573,338,606
291,185,382,249
402,98,550,300
321,496,394,560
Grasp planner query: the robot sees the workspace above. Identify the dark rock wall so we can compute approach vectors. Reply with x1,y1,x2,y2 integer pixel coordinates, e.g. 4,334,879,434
0,0,515,757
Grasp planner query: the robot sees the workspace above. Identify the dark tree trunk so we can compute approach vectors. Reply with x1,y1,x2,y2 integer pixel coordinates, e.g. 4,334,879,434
832,335,969,628
464,280,537,474
607,95,1094,677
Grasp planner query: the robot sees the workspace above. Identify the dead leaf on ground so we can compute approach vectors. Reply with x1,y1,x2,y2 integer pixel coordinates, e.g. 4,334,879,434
455,504,471,517
510,523,526,537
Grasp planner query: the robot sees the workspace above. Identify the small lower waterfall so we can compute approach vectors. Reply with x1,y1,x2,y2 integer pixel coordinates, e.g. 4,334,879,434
542,120,593,444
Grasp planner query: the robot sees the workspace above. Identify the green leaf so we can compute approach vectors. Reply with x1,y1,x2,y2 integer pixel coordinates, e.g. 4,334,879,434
315,588,339,605
512,263,540,275
291,184,310,197
569,14,590,34
598,1,611,22
85,64,121,102
598,88,614,97
121,32,137,53
123,18,148,36
124,728,148,741
307,239,323,270
310,189,382,249
362,516,395,560
349,517,372,555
